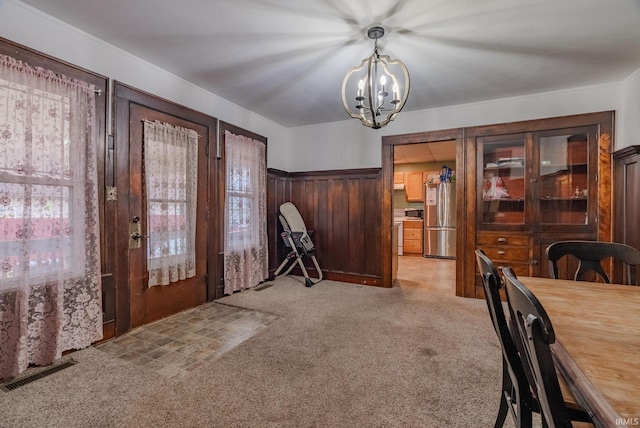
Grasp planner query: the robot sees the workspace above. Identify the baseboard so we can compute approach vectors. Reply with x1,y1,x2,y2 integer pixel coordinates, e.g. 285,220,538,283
269,267,386,288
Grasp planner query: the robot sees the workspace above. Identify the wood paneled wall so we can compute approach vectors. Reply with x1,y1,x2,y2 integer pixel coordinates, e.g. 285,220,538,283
268,168,384,286
614,145,640,284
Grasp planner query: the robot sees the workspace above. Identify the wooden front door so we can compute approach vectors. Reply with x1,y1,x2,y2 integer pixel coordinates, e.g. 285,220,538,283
127,103,209,328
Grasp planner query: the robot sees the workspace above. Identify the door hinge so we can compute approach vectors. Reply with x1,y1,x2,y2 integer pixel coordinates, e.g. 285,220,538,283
107,134,114,150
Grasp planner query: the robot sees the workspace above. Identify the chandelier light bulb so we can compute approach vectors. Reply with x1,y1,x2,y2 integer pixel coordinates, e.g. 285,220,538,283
357,79,365,99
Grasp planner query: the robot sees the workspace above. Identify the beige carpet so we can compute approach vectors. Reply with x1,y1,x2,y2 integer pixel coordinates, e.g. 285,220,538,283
0,275,524,428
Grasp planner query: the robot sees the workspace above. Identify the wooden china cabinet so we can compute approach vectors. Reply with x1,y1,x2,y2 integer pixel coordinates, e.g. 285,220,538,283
462,111,614,298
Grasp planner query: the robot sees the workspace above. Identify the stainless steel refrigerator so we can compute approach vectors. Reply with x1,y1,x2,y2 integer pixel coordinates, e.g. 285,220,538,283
423,182,456,258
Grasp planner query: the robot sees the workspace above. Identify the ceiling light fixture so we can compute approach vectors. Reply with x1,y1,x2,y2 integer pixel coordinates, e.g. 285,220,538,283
342,26,410,129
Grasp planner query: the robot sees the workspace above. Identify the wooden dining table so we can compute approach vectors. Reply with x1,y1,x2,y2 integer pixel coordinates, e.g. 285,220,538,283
518,276,640,428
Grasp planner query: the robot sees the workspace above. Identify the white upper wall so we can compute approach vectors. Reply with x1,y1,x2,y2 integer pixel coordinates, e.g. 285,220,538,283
620,67,640,149
287,82,625,171
0,0,294,171
2,0,639,173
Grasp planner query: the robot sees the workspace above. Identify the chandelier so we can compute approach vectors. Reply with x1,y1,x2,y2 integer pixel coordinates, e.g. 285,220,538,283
342,26,410,129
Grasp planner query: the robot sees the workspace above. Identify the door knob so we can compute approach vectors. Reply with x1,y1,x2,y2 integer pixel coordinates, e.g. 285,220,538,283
129,218,147,249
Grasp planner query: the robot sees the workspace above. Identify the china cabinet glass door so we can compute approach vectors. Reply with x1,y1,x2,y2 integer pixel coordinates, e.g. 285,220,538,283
479,135,527,227
536,127,595,227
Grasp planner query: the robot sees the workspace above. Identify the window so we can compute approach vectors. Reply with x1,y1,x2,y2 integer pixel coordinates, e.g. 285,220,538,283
0,82,85,283
0,52,103,379
142,120,198,286
226,165,256,250
222,130,268,294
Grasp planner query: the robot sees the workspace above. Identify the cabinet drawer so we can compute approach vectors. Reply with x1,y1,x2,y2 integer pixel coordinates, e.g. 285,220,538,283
404,239,422,253
403,221,422,229
492,262,530,277
477,233,529,246
404,228,422,240
478,245,529,262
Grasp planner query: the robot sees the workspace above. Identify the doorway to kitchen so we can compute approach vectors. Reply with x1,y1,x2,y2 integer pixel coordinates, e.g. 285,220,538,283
390,138,459,292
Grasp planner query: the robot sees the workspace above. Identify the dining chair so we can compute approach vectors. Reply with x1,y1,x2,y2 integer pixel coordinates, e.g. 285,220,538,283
502,267,594,428
475,250,534,428
546,240,640,285
475,251,590,428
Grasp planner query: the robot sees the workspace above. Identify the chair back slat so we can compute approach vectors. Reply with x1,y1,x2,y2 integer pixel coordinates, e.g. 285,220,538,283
546,240,640,285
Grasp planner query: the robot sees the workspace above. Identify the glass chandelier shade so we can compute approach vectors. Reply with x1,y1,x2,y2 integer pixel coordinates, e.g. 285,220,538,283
342,27,410,129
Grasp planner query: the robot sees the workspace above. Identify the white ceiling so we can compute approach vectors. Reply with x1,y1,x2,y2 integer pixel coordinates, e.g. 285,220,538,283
17,0,640,128
394,141,456,164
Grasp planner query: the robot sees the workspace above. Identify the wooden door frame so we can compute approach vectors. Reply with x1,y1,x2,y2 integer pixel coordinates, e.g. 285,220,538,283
381,128,466,294
112,82,220,336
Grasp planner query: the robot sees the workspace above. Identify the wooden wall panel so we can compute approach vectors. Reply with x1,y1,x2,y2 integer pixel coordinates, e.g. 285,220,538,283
267,168,383,286
613,146,640,284
330,179,349,273
316,179,329,274
363,177,382,277
348,178,364,274
267,171,289,276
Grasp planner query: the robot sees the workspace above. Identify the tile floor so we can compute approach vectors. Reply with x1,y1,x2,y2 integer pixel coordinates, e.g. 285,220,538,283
95,302,279,381
95,256,452,382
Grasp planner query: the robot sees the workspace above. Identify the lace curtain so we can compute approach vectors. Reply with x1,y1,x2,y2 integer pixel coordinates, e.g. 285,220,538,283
223,131,268,294
143,120,198,287
0,54,102,380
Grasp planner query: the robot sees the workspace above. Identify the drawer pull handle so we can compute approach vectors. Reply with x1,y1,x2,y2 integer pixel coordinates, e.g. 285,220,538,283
497,250,506,256
497,237,507,243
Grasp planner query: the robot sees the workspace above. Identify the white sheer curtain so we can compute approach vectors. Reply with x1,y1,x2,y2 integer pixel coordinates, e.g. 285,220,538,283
143,120,198,287
0,54,102,379
223,131,268,294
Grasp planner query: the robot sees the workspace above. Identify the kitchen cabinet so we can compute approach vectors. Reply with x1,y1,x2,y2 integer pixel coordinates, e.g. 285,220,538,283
393,171,405,184
423,171,441,185
403,220,423,254
404,171,424,202
464,111,613,298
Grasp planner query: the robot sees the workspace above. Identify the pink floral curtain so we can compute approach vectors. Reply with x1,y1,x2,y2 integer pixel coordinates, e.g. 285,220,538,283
223,131,268,294
0,55,102,380
143,120,198,287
